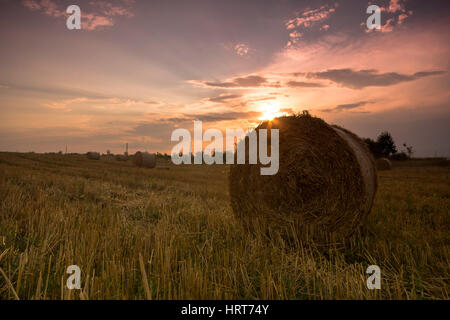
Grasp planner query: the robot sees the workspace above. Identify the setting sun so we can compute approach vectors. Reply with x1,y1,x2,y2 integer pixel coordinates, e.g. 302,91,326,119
259,103,282,121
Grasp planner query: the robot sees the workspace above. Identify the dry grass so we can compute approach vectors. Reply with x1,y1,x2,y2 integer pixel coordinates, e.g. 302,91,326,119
0,152,448,299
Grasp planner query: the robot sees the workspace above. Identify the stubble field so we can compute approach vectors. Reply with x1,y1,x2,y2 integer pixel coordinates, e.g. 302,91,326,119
0,152,448,299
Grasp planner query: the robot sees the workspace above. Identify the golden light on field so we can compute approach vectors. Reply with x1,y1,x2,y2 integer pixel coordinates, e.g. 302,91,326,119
259,102,282,121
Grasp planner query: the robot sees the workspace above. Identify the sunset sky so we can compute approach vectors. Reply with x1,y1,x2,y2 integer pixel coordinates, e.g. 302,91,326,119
0,0,449,156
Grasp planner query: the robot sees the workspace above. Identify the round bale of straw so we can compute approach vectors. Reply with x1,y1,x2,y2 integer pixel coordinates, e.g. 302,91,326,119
376,157,392,170
115,154,128,161
133,151,156,168
86,152,100,160
229,114,377,243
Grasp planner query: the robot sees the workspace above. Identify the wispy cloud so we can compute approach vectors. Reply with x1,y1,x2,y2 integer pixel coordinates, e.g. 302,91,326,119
321,101,370,113
89,1,134,18
366,0,413,33
21,0,135,30
82,13,114,31
5,82,107,99
285,3,337,47
286,81,324,88
234,43,249,56
194,67,445,92
166,111,262,123
221,42,251,57
47,96,160,110
208,94,243,103
385,0,407,14
22,0,65,17
305,69,445,89
3,82,161,113
192,75,280,89
286,4,337,30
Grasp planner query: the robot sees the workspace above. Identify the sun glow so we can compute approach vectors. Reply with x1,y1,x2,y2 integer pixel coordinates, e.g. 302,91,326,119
259,102,282,121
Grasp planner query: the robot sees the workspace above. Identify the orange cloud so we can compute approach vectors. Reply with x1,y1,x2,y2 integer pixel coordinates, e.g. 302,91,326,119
21,0,135,31
83,13,114,30
88,1,134,18
284,4,337,47
22,0,64,17
286,5,336,30
234,43,249,56
368,0,412,33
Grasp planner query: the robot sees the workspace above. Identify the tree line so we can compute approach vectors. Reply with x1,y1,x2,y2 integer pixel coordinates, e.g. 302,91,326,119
364,132,413,160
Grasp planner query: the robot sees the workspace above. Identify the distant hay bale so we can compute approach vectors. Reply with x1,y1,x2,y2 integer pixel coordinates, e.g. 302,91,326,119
229,114,378,243
133,151,156,168
86,152,100,160
115,154,128,161
103,153,115,161
376,157,392,170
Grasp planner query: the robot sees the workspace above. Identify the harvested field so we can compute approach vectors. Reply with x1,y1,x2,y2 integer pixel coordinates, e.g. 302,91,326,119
0,152,448,299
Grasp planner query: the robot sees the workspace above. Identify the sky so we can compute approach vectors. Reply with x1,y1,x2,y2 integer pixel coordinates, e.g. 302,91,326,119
0,0,449,156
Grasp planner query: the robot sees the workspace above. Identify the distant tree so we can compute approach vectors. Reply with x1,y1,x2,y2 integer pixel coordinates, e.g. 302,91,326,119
376,131,397,157
364,138,382,158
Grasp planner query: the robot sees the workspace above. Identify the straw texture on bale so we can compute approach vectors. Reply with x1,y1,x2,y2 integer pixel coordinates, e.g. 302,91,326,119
376,157,392,170
229,114,377,243
133,151,156,168
86,152,100,160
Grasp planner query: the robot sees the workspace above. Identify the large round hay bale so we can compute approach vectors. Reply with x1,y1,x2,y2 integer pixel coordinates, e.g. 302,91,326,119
133,151,156,168
229,114,377,243
115,154,128,161
376,157,392,170
86,152,100,160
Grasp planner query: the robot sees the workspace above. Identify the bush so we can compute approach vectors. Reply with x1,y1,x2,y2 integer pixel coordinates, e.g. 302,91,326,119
390,152,409,161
